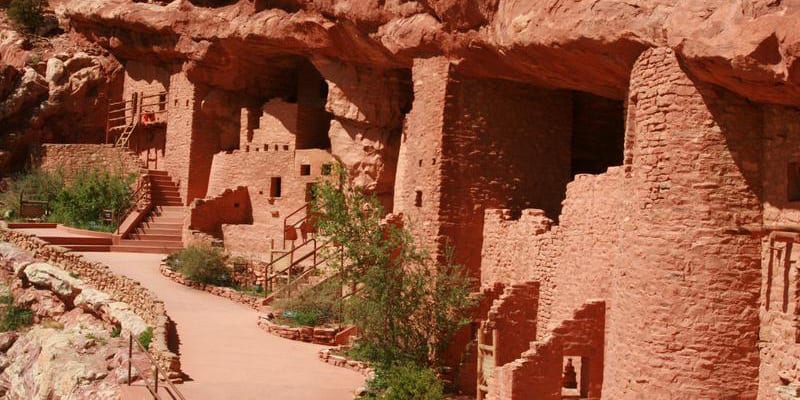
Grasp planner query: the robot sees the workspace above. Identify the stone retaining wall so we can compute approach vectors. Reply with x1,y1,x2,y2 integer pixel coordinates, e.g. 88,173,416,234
257,316,341,345
0,223,180,377
318,347,373,378
159,263,268,311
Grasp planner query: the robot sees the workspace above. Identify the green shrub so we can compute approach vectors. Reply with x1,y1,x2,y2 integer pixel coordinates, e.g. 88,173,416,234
173,245,230,286
0,168,63,219
48,169,134,232
110,325,121,338
137,327,153,350
6,0,44,33
0,295,33,332
362,364,444,400
272,278,342,326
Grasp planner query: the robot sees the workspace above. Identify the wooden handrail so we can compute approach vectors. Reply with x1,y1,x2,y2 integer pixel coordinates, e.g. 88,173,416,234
269,247,340,299
116,175,151,235
128,333,186,400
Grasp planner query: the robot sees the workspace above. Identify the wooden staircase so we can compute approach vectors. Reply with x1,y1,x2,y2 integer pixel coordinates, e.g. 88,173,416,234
112,170,184,254
262,203,344,303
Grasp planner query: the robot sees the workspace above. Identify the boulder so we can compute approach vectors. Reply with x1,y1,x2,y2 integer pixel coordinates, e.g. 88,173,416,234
23,262,81,301
45,58,66,86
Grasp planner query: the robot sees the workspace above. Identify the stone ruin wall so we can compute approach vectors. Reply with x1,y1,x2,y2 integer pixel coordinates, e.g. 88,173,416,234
36,143,145,182
479,47,770,398
758,105,800,398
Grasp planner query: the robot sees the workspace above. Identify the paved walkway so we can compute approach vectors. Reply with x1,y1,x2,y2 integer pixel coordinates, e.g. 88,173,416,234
79,252,364,400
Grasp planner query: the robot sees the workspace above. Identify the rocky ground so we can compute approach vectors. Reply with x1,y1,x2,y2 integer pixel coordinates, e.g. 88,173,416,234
0,243,152,400
0,10,119,172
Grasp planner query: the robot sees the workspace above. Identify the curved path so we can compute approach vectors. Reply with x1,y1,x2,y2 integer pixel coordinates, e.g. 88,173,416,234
79,252,364,400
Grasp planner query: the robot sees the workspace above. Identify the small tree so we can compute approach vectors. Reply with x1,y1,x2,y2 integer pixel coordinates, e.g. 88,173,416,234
311,165,476,369
6,0,44,34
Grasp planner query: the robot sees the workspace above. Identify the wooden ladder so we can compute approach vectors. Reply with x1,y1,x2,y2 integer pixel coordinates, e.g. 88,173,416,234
477,322,498,400
114,116,139,148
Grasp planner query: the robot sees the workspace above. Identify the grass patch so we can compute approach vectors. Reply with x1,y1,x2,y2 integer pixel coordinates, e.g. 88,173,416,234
137,327,153,350
272,278,342,327
0,294,32,332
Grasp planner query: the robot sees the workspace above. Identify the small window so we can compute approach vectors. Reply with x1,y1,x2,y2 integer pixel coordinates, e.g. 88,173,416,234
300,164,311,176
274,144,279,151
283,145,289,151
270,177,282,198
418,159,423,167
415,190,422,207
264,144,268,151
321,163,333,176
789,162,800,202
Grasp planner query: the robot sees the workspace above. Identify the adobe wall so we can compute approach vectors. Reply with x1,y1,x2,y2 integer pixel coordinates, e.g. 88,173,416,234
397,58,573,279
758,105,800,398
481,169,626,339
201,148,332,255
393,57,448,258
163,71,197,203
490,300,605,400
36,143,144,182
605,47,763,398
188,186,252,237
122,60,169,100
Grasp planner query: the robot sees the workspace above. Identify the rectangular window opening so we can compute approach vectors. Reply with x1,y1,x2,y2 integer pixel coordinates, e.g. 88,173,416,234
415,190,423,207
270,177,282,198
300,164,312,176
562,356,588,398
789,162,800,202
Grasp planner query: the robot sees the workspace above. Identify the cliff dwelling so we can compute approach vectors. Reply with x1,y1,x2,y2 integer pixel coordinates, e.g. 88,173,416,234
2,0,800,399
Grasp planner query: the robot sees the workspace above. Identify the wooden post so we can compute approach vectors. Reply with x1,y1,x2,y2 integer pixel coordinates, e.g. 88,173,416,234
153,365,158,393
128,334,133,386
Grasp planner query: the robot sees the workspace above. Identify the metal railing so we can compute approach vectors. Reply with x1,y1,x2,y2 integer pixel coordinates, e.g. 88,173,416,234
128,333,185,400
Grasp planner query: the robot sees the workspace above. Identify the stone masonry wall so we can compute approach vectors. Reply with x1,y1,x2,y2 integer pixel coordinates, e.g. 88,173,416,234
202,148,332,255
439,72,572,279
481,168,625,340
0,224,180,376
393,57,448,260
605,47,763,399
163,71,197,203
758,105,800,397
36,143,145,182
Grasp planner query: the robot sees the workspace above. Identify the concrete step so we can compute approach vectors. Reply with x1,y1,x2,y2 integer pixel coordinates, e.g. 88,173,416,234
39,236,113,246
138,222,182,230
127,233,182,241
137,228,183,236
8,222,57,229
58,244,112,252
119,239,183,247
111,245,183,254
146,216,184,224
152,201,184,207
147,170,169,176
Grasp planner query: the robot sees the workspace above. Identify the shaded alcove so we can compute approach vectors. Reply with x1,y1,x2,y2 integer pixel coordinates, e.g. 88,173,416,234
570,92,625,177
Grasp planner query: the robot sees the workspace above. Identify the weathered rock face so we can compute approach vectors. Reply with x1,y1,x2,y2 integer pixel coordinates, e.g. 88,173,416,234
0,14,120,172
44,0,800,107
0,243,152,400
